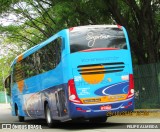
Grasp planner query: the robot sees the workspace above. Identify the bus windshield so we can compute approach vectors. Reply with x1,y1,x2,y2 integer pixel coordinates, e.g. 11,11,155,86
69,26,127,53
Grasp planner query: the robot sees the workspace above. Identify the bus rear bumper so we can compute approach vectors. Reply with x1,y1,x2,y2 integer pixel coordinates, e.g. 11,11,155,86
69,97,134,119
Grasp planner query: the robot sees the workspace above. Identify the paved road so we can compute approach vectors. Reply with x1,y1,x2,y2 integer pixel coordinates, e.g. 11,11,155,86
0,104,160,132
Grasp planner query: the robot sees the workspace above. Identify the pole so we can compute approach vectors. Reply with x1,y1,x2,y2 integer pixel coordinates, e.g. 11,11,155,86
2,69,8,104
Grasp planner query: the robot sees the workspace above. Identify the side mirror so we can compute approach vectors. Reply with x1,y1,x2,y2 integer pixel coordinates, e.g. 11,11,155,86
4,75,11,89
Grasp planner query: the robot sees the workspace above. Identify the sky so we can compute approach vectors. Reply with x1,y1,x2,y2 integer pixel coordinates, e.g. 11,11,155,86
0,14,18,26
0,14,18,58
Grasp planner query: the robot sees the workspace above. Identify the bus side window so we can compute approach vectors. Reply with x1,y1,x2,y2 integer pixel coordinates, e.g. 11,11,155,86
13,62,24,83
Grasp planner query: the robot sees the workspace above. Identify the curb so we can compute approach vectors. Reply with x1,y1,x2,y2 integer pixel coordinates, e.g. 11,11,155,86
134,109,160,112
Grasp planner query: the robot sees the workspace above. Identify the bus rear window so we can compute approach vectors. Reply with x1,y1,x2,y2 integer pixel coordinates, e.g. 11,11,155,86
69,27,127,53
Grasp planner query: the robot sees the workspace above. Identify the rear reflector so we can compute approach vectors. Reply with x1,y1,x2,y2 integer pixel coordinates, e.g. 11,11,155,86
128,101,132,106
76,107,86,112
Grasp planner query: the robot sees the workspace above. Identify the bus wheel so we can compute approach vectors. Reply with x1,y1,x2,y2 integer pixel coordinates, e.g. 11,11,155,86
89,116,107,123
45,104,54,128
16,107,24,122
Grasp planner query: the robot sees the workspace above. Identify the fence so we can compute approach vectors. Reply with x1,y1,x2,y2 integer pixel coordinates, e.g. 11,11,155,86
0,91,10,103
134,63,160,109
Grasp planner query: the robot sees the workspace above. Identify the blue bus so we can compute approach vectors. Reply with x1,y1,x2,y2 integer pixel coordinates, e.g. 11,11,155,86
5,25,134,127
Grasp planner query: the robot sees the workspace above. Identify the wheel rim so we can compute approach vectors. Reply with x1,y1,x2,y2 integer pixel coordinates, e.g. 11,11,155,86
46,107,51,123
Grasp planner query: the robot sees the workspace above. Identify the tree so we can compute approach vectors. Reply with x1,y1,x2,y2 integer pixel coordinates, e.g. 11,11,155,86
0,0,160,64
102,0,160,64
0,0,112,48
0,56,12,91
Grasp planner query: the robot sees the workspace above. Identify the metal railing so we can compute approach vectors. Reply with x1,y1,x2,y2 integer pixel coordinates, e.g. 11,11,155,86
134,63,160,108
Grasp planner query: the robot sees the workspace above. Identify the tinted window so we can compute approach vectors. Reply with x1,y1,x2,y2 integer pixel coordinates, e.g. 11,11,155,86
13,38,62,82
13,61,24,82
69,27,127,53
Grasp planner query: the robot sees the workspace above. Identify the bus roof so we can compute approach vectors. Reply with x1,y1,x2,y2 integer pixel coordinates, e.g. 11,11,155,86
69,25,121,31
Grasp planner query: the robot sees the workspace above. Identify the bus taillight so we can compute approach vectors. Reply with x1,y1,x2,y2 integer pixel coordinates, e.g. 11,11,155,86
68,79,82,104
127,74,134,99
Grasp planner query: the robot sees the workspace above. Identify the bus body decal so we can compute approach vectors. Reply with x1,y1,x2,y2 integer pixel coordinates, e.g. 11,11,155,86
17,80,24,93
81,65,105,84
94,81,129,96
17,54,23,62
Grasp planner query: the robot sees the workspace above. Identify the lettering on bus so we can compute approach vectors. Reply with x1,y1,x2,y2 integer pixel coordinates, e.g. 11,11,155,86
78,87,90,96
86,32,114,47
81,57,119,63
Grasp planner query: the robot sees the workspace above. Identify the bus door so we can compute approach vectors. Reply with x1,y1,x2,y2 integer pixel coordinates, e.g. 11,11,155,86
55,88,68,117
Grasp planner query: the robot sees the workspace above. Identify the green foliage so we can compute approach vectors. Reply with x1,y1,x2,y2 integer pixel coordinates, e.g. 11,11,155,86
0,57,12,91
140,100,160,109
0,0,19,14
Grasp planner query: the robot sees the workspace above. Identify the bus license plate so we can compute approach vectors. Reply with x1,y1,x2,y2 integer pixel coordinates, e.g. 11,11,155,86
100,105,112,110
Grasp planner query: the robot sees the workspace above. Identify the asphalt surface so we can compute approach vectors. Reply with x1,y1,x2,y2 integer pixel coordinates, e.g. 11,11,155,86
0,103,160,132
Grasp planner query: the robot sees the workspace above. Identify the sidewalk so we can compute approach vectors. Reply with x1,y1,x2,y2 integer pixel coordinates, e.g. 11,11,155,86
135,109,160,112
0,103,11,110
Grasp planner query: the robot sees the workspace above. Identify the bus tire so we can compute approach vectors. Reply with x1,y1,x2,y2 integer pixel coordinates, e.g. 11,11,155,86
16,107,24,122
45,104,54,128
89,116,107,123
